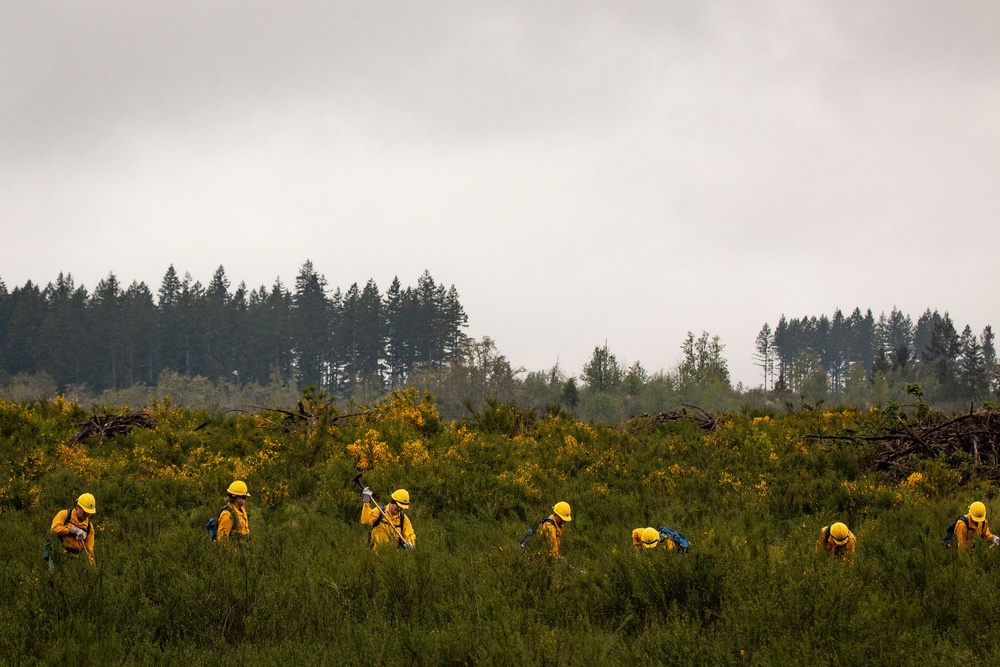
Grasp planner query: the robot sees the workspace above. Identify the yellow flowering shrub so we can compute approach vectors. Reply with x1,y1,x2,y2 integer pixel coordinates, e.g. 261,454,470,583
346,429,397,471
401,440,431,467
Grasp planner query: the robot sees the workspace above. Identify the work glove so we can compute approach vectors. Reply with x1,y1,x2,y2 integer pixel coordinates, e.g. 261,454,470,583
362,487,372,503
992,535,1000,547
69,526,86,540
403,541,414,550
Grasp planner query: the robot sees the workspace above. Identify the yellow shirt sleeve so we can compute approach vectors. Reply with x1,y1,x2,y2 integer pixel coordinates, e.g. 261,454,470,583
361,503,381,526
51,510,72,537
403,515,416,546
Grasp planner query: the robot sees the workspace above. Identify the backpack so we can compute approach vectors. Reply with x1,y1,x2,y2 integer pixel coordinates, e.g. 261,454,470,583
204,504,239,542
658,525,690,553
941,516,969,548
519,516,555,550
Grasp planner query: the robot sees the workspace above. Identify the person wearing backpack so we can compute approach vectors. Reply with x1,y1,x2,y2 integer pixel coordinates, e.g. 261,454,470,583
49,493,97,565
949,501,999,550
361,487,415,551
538,501,572,558
816,521,856,563
633,527,678,554
216,480,250,542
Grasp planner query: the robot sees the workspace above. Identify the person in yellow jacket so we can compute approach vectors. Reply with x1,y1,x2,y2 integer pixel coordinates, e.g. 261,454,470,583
817,522,856,563
953,501,999,550
538,501,572,558
216,480,250,542
50,493,97,565
632,527,677,554
361,487,415,550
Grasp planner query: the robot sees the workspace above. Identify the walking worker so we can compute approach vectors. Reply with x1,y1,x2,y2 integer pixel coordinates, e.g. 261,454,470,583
50,493,97,565
817,521,856,563
361,486,415,550
633,527,677,554
949,501,999,550
539,501,572,558
216,480,250,542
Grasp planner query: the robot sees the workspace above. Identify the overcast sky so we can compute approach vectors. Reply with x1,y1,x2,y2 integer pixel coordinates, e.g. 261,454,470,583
2,1,998,388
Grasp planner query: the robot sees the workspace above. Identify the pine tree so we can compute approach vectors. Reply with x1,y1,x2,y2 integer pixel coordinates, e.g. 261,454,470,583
582,342,623,392
91,272,124,388
293,260,331,389
753,323,774,390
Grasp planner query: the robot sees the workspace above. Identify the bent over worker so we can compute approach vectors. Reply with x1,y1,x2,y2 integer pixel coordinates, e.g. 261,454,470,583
953,501,999,550
538,501,572,558
361,487,415,550
50,493,97,565
217,480,250,542
633,527,677,554
817,521,856,563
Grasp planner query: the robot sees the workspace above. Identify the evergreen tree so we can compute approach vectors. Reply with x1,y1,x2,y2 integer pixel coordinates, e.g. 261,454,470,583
582,342,623,392
383,277,410,387
90,272,124,388
3,280,45,376
753,323,774,390
122,281,157,386
157,265,184,375
958,325,988,402
201,265,231,381
292,260,331,389
39,274,88,388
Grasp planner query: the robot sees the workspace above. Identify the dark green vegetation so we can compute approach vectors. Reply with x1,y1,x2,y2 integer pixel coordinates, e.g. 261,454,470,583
756,309,997,409
3,266,998,426
0,263,467,396
2,393,1000,665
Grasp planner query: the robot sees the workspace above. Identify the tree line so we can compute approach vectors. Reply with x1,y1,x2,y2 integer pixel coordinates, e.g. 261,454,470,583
754,307,998,405
0,262,467,394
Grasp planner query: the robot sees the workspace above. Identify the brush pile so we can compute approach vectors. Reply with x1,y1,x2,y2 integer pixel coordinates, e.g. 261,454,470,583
808,410,1000,475
623,404,722,432
69,411,158,445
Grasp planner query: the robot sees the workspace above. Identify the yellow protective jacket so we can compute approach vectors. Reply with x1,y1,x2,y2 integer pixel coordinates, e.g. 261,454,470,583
632,528,676,553
216,502,249,541
955,514,995,550
361,503,415,549
537,514,563,558
51,509,95,564
817,526,856,563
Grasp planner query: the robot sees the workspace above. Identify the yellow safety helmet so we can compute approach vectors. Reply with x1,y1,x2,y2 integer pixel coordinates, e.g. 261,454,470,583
969,501,987,523
77,493,97,514
227,480,249,497
829,522,850,545
391,489,410,509
641,527,660,548
553,501,572,522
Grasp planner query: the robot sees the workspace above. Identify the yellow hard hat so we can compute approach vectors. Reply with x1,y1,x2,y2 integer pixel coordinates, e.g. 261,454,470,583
829,522,850,545
227,480,249,497
641,527,660,548
553,501,572,522
969,501,987,523
391,489,410,508
77,493,97,514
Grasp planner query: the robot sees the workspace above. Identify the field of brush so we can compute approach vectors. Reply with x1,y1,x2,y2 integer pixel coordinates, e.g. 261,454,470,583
1,391,999,666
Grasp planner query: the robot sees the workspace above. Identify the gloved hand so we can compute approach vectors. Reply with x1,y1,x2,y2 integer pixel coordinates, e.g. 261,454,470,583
69,526,86,540
992,535,999,547
403,541,414,550
362,487,372,503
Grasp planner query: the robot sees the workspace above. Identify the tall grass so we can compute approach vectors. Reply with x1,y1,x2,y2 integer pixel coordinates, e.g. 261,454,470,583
1,395,998,665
